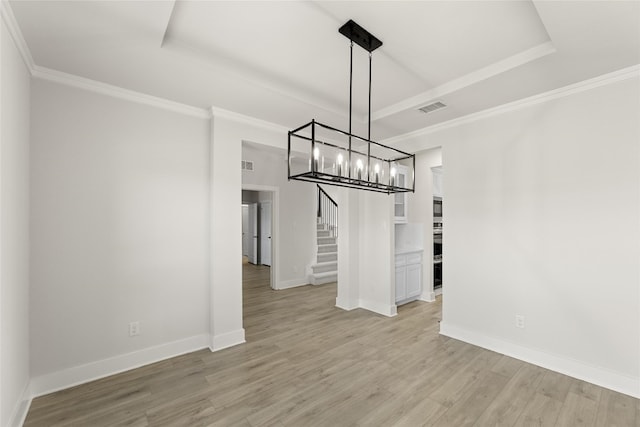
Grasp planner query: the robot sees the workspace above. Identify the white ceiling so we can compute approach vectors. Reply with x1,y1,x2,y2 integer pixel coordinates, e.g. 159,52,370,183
9,0,640,142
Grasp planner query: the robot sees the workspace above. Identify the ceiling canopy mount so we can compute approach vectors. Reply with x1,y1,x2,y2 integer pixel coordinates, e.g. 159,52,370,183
338,19,383,53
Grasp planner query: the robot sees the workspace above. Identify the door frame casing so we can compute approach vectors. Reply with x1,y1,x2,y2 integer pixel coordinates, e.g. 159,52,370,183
242,184,279,290
259,201,272,266
246,203,258,264
241,204,249,257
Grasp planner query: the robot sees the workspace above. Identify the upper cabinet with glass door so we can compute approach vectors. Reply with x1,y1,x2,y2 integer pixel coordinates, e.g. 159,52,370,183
394,165,409,223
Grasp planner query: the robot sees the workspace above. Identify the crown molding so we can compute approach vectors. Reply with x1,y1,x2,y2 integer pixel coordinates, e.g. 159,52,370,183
383,64,640,147
370,41,557,122
32,66,210,119
1,0,35,71
33,64,292,132
210,106,289,134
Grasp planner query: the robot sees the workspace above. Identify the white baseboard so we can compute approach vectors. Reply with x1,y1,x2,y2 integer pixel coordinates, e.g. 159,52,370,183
335,297,398,317
420,291,436,302
29,334,209,398
335,296,358,311
359,299,397,317
8,382,31,427
276,278,310,290
210,328,245,352
440,322,640,399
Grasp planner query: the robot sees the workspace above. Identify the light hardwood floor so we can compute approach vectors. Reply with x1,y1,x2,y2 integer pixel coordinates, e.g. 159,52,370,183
25,263,639,426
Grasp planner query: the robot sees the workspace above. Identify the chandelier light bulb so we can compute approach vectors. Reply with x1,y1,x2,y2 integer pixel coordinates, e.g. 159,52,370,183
336,153,344,177
312,147,320,173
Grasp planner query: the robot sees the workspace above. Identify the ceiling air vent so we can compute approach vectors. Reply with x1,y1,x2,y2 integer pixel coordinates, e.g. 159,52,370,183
418,101,447,115
241,160,254,171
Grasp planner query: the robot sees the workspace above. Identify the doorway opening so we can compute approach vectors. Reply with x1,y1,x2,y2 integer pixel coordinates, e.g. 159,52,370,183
241,187,277,290
432,165,443,298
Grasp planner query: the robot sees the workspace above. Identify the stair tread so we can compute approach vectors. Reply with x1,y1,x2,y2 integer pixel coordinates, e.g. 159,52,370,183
311,261,337,267
317,254,337,262
312,271,338,278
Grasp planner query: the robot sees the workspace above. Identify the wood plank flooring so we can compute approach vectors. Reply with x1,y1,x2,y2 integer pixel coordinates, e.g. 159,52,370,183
24,263,639,426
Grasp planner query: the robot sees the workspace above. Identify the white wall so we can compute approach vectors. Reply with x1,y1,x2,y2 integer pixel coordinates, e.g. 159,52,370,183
25,69,294,391
242,143,316,288
28,77,290,393
1,15,31,427
29,79,211,394
423,75,639,397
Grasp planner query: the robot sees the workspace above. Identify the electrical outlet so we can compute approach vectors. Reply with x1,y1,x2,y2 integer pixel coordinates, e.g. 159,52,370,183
129,321,140,337
515,315,525,329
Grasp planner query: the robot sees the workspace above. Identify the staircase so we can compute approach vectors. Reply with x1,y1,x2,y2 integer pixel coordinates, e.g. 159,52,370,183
310,186,338,285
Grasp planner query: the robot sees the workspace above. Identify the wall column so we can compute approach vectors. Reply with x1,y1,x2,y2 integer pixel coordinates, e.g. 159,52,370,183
336,188,396,316
209,115,245,351
336,188,360,310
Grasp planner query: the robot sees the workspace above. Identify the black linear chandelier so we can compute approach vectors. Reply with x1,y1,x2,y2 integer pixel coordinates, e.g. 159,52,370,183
287,20,415,194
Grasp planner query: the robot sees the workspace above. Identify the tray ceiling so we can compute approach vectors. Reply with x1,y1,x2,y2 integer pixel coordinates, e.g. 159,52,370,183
8,0,640,142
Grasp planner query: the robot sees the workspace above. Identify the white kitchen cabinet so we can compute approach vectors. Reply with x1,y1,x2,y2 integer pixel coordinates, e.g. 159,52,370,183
395,251,422,304
395,266,407,302
394,165,409,223
406,264,422,298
